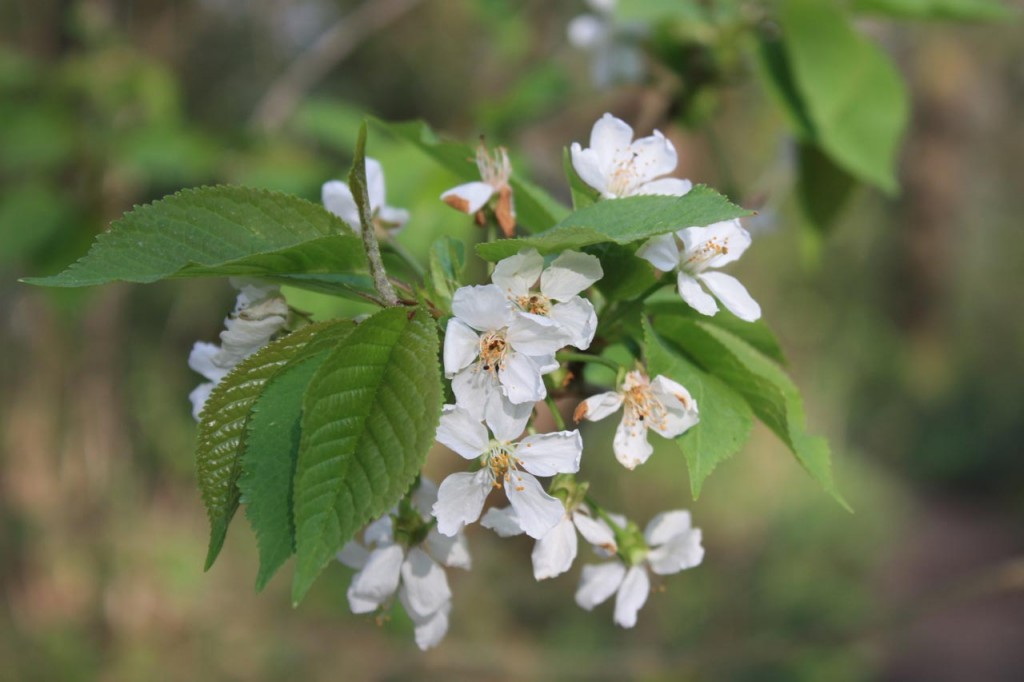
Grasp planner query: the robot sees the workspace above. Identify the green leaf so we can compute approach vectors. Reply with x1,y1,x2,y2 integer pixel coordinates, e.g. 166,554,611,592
563,147,600,211
267,273,378,302
778,0,910,194
374,118,568,232
476,187,750,261
796,143,859,234
585,242,658,301
425,236,466,307
644,319,753,499
655,318,848,508
646,300,786,365
615,0,708,22
854,0,1015,21
754,32,816,140
512,175,572,232
25,186,366,287
292,306,442,604
197,321,354,570
239,354,328,592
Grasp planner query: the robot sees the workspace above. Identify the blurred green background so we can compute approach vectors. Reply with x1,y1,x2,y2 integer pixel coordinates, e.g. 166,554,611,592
2,1,1022,680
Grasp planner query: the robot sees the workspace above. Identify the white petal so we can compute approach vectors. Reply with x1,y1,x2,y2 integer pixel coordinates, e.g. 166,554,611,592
530,353,559,375
363,515,394,546
451,284,511,332
376,204,409,229
516,431,583,477
188,342,226,382
643,510,693,546
364,158,386,212
570,144,608,195
636,177,693,197
441,181,494,215
436,405,489,460
574,391,623,423
407,600,450,651
450,367,493,421
411,477,438,517
336,541,368,569
613,416,654,470
347,544,403,612
425,528,472,570
347,591,380,615
321,180,361,232
531,516,578,580
698,272,761,322
636,233,681,273
504,472,564,539
189,382,215,421
613,566,650,628
679,219,751,269
485,394,533,443
647,528,704,575
540,251,603,300
575,562,626,610
590,113,634,167
400,547,451,618
567,14,605,48
443,318,480,378
649,375,700,439
507,312,569,356
217,315,286,366
480,506,524,537
629,130,678,184
492,249,544,299
549,297,598,350
677,271,719,317
433,470,491,536
573,511,617,552
230,279,280,307
497,352,546,405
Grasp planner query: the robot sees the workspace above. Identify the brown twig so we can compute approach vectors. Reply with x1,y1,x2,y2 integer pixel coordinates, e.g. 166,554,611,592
250,0,427,133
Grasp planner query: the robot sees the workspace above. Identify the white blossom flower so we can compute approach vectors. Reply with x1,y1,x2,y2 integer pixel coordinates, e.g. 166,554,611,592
337,478,470,651
575,510,704,628
636,218,761,322
567,0,647,88
443,283,568,431
321,157,409,234
574,369,698,470
433,405,583,540
188,280,288,420
571,113,692,199
441,143,516,237
491,248,603,351
481,504,617,581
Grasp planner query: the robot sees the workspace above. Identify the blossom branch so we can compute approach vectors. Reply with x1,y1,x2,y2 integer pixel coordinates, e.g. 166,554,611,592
250,0,426,133
350,124,399,307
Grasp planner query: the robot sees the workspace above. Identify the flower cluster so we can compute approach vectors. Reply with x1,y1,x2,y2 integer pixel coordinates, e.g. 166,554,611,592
337,478,469,650
305,112,763,648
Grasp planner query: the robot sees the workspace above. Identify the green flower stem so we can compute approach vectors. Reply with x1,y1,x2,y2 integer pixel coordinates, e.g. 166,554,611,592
584,493,649,567
544,394,567,431
584,493,622,533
